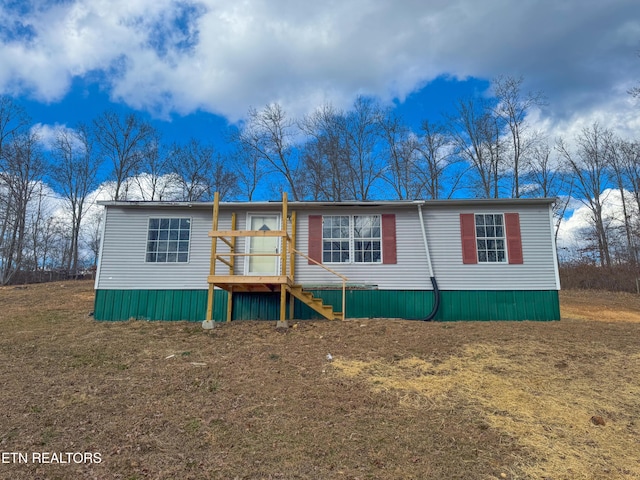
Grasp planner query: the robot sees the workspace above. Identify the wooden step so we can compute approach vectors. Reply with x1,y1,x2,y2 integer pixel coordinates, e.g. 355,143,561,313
288,285,343,321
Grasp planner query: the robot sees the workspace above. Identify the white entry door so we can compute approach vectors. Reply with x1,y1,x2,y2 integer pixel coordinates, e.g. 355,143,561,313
245,214,281,275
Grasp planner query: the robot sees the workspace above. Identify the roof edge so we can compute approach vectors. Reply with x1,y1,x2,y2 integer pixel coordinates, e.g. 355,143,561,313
98,197,557,208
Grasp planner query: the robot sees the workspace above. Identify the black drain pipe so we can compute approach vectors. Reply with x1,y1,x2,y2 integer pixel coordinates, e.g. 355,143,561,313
416,202,440,321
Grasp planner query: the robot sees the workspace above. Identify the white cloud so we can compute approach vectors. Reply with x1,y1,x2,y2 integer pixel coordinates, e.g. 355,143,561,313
31,123,77,150
1,0,639,128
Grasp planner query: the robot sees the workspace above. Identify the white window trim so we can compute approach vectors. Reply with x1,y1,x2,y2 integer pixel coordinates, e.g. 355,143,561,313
322,214,383,265
474,213,508,264
145,216,192,264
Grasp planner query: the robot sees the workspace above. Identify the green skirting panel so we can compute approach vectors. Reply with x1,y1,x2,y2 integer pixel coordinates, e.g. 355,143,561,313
94,289,560,322
94,289,222,321
302,289,559,321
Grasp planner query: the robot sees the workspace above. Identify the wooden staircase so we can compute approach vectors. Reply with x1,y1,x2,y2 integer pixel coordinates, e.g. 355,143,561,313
206,192,348,325
288,285,344,321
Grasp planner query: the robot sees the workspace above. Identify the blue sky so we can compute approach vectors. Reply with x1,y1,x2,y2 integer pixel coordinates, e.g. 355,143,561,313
19,74,489,153
2,0,640,255
20,78,236,150
2,0,639,149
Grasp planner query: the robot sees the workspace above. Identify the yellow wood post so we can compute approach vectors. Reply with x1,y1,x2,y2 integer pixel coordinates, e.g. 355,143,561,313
290,211,296,282
280,285,287,323
289,290,295,321
226,212,237,322
277,192,289,327
206,192,220,321
288,210,296,320
342,279,346,320
280,192,288,277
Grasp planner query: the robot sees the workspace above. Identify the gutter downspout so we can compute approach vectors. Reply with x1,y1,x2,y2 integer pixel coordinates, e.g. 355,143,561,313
416,202,440,321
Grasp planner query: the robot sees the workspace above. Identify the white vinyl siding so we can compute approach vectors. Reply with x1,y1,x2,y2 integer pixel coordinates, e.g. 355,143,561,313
296,208,427,288
424,205,557,290
97,207,224,290
296,205,556,290
96,202,559,291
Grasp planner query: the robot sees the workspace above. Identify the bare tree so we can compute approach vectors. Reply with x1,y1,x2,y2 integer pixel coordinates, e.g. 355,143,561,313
236,103,305,200
0,96,29,158
525,142,556,197
378,110,422,199
557,123,614,267
492,75,545,198
232,146,263,201
299,104,351,201
168,139,215,201
18,181,61,279
30,205,63,274
526,141,573,242
132,133,174,201
168,139,237,201
609,139,640,263
0,130,48,284
341,96,384,200
85,210,104,268
49,124,101,276
300,97,384,201
0,97,30,265
93,110,155,201
617,141,640,225
210,155,238,200
449,98,504,198
416,120,462,199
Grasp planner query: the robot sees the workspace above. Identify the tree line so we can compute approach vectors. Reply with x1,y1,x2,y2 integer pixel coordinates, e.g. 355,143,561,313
1,75,638,284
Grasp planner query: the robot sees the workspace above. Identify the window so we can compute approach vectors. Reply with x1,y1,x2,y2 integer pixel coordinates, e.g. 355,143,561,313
322,216,350,263
322,215,381,264
146,218,191,263
353,215,381,263
475,214,506,263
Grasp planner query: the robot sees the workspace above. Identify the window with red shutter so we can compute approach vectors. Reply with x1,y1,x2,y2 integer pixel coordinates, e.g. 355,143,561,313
460,213,523,264
308,214,397,265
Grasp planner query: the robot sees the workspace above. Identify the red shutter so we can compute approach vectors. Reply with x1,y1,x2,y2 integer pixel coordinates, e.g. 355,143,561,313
308,215,322,264
505,213,523,264
382,214,397,264
460,213,478,264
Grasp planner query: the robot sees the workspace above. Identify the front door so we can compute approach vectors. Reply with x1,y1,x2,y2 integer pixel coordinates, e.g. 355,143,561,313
245,214,281,275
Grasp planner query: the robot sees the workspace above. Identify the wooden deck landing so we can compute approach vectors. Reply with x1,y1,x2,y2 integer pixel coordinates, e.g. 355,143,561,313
207,275,292,293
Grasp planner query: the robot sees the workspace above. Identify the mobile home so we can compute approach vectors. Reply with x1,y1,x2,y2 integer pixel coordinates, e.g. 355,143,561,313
94,195,560,322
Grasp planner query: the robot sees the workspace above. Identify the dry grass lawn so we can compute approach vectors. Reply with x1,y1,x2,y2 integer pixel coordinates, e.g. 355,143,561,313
1,281,639,479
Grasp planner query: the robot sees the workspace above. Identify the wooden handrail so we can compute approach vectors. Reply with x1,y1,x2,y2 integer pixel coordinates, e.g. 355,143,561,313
292,247,348,319
292,248,348,280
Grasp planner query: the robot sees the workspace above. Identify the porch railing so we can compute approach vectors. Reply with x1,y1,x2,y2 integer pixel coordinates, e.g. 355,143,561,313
292,248,348,320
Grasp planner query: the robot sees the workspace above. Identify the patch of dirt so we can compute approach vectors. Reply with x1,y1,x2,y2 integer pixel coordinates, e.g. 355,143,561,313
0,282,639,479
